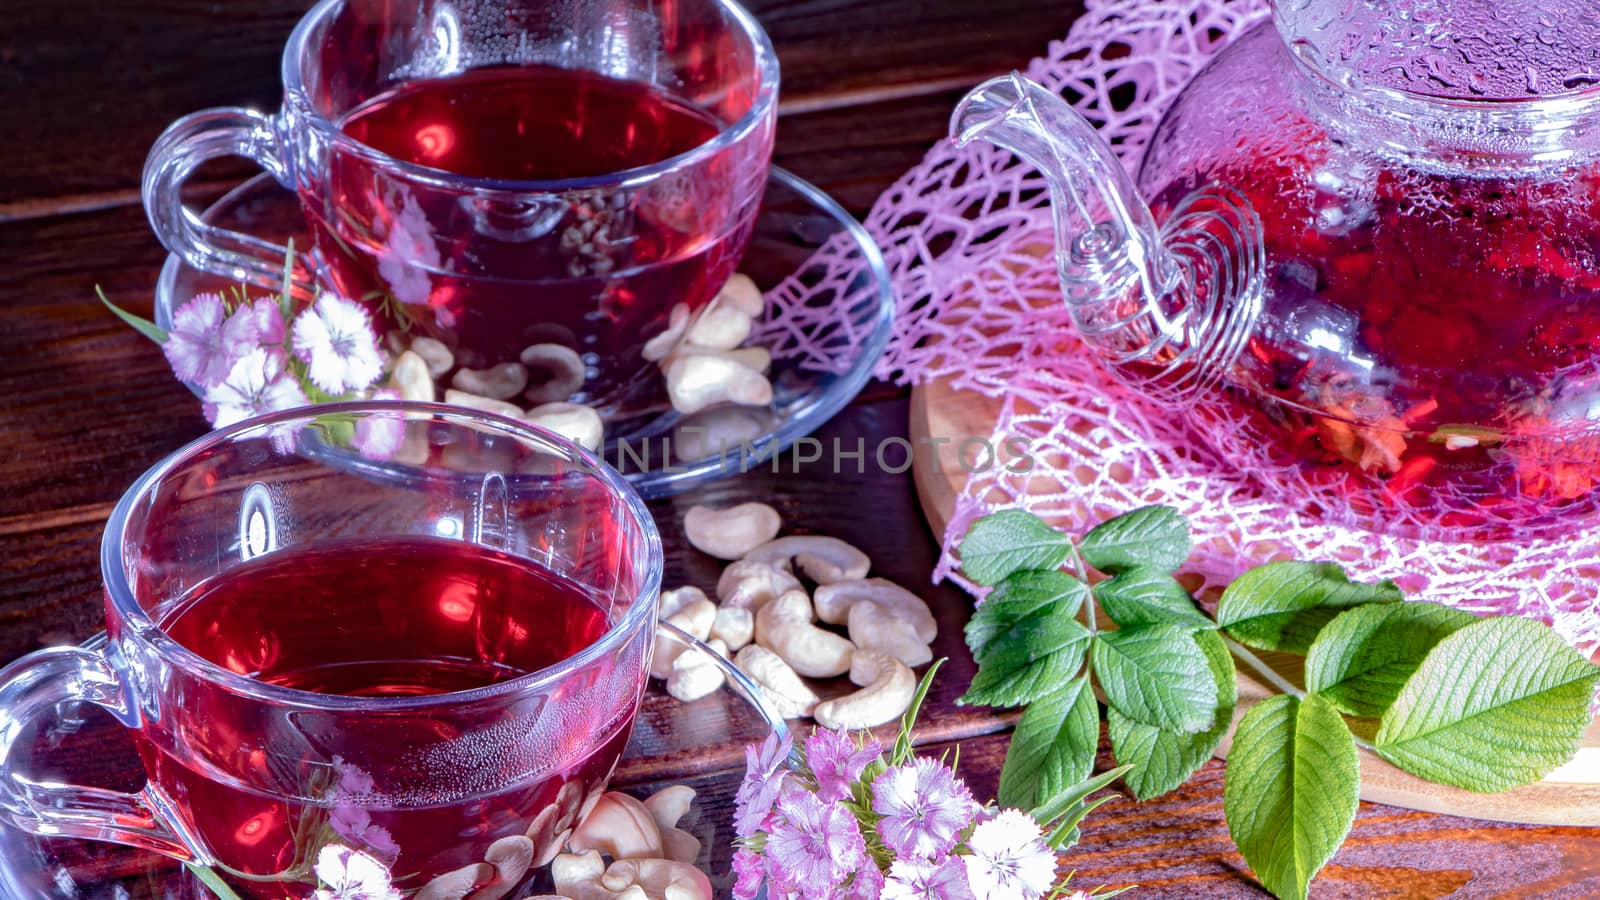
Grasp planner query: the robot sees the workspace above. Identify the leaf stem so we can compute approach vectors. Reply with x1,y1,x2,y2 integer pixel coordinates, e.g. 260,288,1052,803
1066,545,1098,637
1223,636,1304,699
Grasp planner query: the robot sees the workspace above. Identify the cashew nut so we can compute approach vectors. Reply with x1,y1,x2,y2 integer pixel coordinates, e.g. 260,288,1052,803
672,407,771,460
602,858,714,900
520,343,587,405
716,559,803,611
568,792,664,860
710,605,754,650
552,851,644,900
813,649,917,731
847,600,932,668
666,638,727,703
444,389,523,419
683,502,782,560
734,645,820,719
682,301,753,351
412,336,455,378
717,273,766,318
665,354,772,415
742,536,871,585
813,578,937,643
464,835,536,900
416,863,494,900
755,590,855,678
388,350,435,402
452,362,529,401
664,345,772,375
524,401,604,452
651,587,716,679
642,303,692,362
644,786,702,865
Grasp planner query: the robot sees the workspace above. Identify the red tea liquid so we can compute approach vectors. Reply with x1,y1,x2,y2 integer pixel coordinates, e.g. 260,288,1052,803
305,65,760,409
138,536,634,896
1153,152,1600,531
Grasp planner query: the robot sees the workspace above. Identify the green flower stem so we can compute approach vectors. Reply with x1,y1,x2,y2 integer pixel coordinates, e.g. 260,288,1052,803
185,865,245,900
1066,547,1099,637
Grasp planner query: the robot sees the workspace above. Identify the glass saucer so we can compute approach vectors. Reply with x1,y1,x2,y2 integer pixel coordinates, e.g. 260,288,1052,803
154,168,894,498
0,628,782,898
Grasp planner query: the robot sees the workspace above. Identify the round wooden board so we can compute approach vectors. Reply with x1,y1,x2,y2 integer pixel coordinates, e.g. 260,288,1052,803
910,376,1600,825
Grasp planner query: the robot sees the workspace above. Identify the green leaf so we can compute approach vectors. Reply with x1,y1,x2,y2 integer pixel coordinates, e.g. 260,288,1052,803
998,674,1100,809
1110,629,1237,799
1077,505,1191,574
1224,694,1359,900
892,659,946,766
1373,616,1600,792
1305,602,1478,717
1094,566,1213,632
961,615,1090,708
965,570,1088,661
1092,624,1218,733
1216,561,1402,654
97,286,168,344
1030,763,1133,851
959,509,1074,586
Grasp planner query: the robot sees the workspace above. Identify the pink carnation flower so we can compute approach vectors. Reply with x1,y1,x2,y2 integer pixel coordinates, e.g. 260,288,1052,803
353,390,407,460
731,848,765,900
960,809,1059,900
882,856,976,900
203,348,310,429
766,790,867,892
292,293,384,396
804,728,883,803
872,758,977,860
735,731,793,838
164,292,257,388
312,844,399,900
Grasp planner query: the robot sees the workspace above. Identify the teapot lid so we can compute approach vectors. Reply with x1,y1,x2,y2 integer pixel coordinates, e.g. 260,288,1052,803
1275,0,1600,102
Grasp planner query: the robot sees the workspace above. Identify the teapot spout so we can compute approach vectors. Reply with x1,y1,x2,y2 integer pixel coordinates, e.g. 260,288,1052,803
952,74,1262,399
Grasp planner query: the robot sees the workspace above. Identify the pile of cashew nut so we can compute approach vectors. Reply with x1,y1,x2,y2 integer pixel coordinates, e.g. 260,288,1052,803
382,273,775,455
653,502,938,731
644,274,774,416
416,786,712,900
386,334,606,453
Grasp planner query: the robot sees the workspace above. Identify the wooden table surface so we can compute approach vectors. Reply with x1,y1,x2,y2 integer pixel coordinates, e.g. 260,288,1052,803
2,1,1596,897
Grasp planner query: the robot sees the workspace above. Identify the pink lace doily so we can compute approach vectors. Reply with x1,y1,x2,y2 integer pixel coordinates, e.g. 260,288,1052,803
855,0,1600,656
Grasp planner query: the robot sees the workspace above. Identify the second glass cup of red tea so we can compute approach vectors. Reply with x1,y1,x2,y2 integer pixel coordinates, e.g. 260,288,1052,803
145,0,779,412
0,404,662,897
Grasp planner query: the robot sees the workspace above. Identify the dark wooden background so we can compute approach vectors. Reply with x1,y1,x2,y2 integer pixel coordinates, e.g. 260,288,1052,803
2,1,1597,896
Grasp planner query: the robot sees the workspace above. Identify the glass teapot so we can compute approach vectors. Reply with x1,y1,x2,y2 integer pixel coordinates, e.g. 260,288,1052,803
952,0,1600,540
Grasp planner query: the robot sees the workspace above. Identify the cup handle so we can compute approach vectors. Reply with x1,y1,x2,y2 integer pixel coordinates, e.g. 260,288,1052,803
0,646,196,860
142,107,316,298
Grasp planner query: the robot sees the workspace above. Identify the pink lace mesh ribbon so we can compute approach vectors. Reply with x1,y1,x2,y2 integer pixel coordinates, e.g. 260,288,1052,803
848,0,1600,656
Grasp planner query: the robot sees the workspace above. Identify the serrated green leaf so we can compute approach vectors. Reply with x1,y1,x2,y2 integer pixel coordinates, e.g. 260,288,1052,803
1373,616,1600,791
1224,694,1359,900
1094,566,1213,632
1305,602,1478,717
959,509,1073,586
961,615,1090,707
1110,629,1236,799
1077,505,1191,574
1216,561,1402,654
98,286,169,345
1092,624,1218,733
998,675,1099,809
965,570,1087,661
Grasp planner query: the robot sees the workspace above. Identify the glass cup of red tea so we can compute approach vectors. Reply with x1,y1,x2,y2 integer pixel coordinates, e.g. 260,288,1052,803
0,403,662,897
144,0,779,413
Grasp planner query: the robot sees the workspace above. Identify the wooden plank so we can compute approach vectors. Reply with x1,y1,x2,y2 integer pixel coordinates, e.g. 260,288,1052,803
0,0,1081,216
